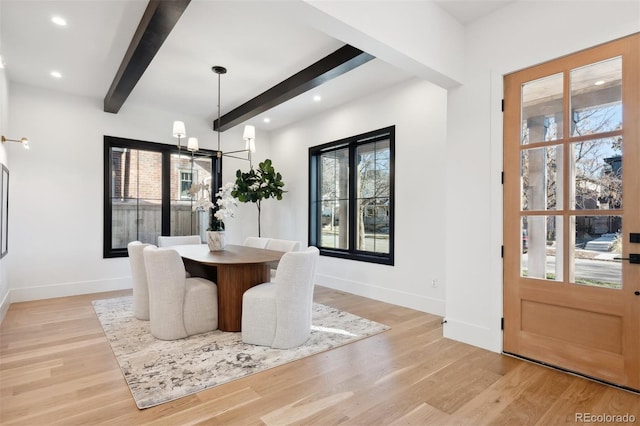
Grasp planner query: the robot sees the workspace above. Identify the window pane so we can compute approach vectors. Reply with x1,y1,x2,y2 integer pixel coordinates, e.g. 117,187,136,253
571,57,622,136
521,73,563,144
570,215,622,289
521,144,563,211
570,138,623,210
521,215,562,281
320,149,349,249
357,139,390,254
111,148,162,247
171,153,213,236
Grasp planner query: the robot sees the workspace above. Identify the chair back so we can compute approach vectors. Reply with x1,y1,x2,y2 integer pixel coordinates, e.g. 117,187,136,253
266,238,300,252
157,235,201,247
271,247,319,348
244,236,270,249
127,241,151,320
143,246,189,339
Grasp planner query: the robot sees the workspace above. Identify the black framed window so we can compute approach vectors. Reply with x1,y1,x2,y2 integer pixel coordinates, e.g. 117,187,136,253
103,135,222,258
309,126,395,265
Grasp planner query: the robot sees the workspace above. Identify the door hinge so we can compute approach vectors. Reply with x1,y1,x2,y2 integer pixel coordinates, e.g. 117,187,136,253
501,171,504,184
501,245,504,258
501,317,504,330
501,99,504,112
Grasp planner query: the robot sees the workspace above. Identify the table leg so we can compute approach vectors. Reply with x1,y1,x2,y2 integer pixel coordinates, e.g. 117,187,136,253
216,263,270,332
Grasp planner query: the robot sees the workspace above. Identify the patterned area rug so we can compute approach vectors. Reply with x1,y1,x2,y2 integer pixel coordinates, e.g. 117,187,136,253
92,296,389,409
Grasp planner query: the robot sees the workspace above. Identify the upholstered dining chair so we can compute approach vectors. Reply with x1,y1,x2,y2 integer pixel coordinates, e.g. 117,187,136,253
157,235,201,247
265,238,300,252
265,238,301,280
127,241,152,320
243,236,270,249
241,246,319,349
157,235,201,277
143,245,218,340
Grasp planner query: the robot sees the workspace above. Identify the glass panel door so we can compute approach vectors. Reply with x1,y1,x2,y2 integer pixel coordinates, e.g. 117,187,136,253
503,34,640,390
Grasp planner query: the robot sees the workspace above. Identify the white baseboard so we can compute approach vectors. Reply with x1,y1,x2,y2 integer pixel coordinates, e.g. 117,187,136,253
316,273,446,316
442,317,502,353
9,277,132,304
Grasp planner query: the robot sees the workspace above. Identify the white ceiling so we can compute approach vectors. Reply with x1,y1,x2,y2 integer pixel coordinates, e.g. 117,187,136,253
0,0,516,132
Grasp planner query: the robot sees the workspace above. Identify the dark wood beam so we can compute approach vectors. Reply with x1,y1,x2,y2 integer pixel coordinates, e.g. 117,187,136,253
104,0,190,113
214,44,375,131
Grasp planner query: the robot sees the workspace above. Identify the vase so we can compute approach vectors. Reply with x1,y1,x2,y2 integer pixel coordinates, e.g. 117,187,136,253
207,231,226,251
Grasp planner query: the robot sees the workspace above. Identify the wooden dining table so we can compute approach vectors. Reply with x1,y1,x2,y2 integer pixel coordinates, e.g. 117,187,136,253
172,244,284,332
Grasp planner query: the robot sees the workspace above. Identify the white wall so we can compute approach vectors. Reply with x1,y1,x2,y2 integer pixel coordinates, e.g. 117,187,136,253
267,78,448,315
0,54,9,321
5,83,233,303
444,1,640,352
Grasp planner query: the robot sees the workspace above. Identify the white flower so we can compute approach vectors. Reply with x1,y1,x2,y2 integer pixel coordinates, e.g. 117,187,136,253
212,182,237,225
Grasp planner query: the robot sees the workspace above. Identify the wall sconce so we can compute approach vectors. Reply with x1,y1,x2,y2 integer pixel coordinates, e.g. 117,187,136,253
2,135,30,150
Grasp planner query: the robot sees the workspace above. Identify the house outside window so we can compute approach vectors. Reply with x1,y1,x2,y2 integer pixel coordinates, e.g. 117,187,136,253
179,169,198,200
309,126,395,265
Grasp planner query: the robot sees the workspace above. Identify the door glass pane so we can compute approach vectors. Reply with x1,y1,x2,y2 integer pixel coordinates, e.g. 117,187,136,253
521,215,563,281
320,148,349,249
521,73,563,144
571,57,622,136
570,215,622,289
111,148,162,247
521,145,563,211
570,138,623,210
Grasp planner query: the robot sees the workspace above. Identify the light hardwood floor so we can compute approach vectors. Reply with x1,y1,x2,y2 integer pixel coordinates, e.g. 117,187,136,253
1,286,638,425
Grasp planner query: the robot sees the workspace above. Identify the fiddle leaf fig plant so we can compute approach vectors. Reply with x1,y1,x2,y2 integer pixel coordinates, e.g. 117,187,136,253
231,159,285,237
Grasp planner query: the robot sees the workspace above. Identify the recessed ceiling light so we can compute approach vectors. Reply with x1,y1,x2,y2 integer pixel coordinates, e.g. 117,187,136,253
313,95,322,102
263,118,271,123
50,71,62,79
51,16,67,26
594,80,605,86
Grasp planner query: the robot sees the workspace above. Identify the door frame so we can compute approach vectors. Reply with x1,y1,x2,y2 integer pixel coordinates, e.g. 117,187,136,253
502,33,640,390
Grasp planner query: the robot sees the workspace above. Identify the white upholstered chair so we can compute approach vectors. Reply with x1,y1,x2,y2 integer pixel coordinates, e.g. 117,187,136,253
157,235,201,277
265,238,300,252
143,245,218,340
265,238,301,280
157,235,201,247
243,236,270,249
241,246,319,349
127,241,152,320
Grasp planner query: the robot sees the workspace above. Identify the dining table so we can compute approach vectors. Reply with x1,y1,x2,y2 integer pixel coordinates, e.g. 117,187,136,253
172,244,285,332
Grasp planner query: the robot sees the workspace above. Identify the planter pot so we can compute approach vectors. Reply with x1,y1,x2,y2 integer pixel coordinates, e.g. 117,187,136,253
207,231,226,251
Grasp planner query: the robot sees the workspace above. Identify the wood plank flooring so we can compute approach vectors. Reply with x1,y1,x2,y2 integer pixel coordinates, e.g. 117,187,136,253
1,286,638,425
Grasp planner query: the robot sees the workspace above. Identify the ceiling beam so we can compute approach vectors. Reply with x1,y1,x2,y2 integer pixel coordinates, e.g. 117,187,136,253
104,0,190,114
214,44,375,132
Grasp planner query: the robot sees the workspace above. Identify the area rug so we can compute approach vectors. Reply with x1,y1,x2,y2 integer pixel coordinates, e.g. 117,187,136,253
92,296,389,409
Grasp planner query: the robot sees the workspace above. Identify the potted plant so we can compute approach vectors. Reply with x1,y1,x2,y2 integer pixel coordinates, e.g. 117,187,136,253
231,159,285,237
207,182,237,250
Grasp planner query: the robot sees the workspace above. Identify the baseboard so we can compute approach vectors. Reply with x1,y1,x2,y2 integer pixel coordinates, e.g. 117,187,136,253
9,277,132,303
316,273,446,316
442,317,502,353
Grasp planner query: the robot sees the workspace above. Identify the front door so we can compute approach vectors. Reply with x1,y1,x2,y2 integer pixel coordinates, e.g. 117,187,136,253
503,33,640,389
